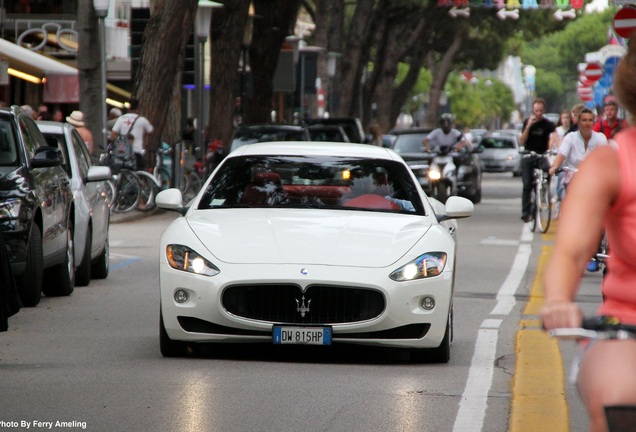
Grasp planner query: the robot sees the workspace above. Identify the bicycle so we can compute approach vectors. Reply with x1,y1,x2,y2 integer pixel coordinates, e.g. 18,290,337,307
522,150,553,233
99,147,141,214
548,316,636,432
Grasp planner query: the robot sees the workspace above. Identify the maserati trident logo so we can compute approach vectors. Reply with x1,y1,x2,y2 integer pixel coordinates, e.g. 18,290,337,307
296,295,311,317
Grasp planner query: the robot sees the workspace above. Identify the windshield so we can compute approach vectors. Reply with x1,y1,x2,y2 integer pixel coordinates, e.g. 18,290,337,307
479,137,516,150
197,155,425,215
392,134,427,154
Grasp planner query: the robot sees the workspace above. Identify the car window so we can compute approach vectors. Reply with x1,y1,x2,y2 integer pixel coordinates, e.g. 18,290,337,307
0,118,18,166
18,116,40,159
392,134,426,154
42,132,72,176
198,155,424,215
71,129,91,180
479,138,516,150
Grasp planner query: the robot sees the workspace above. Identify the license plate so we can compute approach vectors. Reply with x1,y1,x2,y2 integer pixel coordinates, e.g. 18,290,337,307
272,325,332,345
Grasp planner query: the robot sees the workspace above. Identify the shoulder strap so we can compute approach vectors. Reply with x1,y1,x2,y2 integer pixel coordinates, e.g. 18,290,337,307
126,115,141,135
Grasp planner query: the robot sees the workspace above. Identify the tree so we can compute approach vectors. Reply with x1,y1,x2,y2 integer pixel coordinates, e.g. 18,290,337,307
77,2,103,159
132,0,198,167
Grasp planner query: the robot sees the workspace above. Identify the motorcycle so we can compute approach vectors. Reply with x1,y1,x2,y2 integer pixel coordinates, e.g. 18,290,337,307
427,144,458,203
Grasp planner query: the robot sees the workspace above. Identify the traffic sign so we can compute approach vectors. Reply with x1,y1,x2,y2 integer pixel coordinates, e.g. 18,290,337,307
613,6,636,39
583,62,604,82
580,93,593,102
579,72,595,87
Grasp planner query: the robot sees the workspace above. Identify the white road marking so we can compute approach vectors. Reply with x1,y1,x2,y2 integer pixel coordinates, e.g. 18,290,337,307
453,227,532,432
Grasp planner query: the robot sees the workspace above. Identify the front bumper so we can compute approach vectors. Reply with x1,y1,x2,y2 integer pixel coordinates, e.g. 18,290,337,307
159,262,453,349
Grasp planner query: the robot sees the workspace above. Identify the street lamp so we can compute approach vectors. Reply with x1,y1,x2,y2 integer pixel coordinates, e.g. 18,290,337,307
194,0,223,165
93,0,110,152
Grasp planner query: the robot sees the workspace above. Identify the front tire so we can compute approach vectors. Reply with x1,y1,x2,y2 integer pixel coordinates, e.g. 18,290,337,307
536,179,551,233
91,235,109,279
160,309,189,357
43,224,75,297
75,226,92,287
16,223,43,307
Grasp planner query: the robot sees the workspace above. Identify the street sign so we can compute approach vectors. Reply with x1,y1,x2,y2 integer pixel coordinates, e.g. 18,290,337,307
613,6,636,39
579,72,595,87
580,93,593,102
583,62,604,82
577,86,592,95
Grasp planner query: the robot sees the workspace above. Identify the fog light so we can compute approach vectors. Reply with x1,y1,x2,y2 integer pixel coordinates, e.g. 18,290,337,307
174,289,189,303
421,296,435,310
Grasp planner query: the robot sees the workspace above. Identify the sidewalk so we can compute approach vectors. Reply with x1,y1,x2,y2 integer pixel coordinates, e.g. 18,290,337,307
110,206,162,224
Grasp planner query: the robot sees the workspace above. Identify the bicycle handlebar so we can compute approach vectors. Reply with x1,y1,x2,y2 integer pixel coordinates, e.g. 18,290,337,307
548,316,636,340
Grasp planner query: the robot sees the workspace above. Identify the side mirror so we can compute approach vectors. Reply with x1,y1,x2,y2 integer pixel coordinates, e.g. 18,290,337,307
156,188,187,216
31,146,63,168
86,166,112,182
436,196,474,221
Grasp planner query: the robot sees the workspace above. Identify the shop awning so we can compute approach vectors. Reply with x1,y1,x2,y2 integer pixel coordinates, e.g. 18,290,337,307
0,38,130,105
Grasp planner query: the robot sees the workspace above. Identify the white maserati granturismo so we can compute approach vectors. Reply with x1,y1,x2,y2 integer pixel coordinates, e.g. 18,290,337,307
156,141,473,362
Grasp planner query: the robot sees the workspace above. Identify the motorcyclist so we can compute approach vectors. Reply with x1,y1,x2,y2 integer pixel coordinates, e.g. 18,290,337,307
423,114,470,153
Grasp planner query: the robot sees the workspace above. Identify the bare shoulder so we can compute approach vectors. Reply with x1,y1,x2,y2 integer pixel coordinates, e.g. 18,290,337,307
575,145,620,203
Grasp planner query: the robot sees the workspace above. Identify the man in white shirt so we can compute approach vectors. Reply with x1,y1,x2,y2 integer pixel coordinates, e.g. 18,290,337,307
110,98,154,169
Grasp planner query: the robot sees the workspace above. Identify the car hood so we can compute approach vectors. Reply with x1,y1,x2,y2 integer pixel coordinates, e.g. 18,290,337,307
480,149,518,159
186,209,432,267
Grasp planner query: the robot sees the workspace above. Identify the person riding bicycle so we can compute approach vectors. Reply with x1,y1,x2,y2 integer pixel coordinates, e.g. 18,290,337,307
541,36,636,432
423,113,470,154
519,97,557,223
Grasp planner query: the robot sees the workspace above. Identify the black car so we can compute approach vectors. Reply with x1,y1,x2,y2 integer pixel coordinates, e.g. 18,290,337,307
0,106,74,306
306,124,350,142
229,124,310,152
302,118,366,143
390,128,482,203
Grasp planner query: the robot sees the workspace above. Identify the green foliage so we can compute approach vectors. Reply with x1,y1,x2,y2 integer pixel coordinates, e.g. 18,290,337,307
445,73,515,128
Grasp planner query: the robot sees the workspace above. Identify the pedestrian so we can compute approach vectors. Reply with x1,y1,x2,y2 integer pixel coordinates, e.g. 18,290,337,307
66,110,94,155
52,109,64,122
109,98,153,170
368,123,383,146
541,35,636,432
519,97,556,223
106,107,122,134
20,104,34,118
593,99,628,140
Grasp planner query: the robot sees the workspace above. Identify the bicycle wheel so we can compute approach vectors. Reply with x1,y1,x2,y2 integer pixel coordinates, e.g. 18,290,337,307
113,170,140,213
536,177,551,233
157,167,171,190
136,170,158,212
104,179,117,211
183,171,202,203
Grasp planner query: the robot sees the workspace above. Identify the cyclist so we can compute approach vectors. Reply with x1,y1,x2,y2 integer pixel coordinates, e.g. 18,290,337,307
541,36,636,432
519,97,557,223
423,113,470,153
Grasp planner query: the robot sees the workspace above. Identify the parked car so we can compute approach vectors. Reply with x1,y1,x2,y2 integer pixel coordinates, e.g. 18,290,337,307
37,121,112,286
0,106,74,306
229,125,310,152
155,141,474,362
307,124,349,142
477,132,522,176
303,118,366,143
390,128,483,203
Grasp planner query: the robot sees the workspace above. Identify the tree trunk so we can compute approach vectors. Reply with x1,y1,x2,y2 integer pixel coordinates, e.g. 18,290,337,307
208,0,252,150
77,2,102,158
335,0,375,118
424,29,465,128
133,0,197,167
244,0,303,125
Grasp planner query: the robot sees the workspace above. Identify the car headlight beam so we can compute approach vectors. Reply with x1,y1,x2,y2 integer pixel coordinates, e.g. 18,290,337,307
389,252,447,281
428,169,441,181
166,244,220,277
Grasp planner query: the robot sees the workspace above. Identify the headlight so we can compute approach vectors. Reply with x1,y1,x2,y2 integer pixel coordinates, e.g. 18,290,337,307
428,169,441,181
389,252,447,281
166,244,220,276
0,198,21,220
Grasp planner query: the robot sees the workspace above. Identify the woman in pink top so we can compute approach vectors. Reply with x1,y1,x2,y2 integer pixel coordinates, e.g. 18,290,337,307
541,37,636,432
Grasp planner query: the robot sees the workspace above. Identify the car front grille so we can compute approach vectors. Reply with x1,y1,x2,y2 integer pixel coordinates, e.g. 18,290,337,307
222,283,385,324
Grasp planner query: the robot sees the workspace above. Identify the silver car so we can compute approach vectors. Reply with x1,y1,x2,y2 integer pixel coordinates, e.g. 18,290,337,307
477,133,522,177
37,121,112,286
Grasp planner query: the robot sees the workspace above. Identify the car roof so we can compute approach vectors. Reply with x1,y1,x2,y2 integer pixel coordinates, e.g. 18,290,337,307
230,141,400,160
389,128,433,135
35,120,71,133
